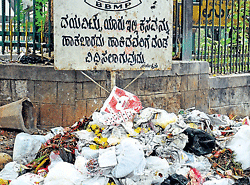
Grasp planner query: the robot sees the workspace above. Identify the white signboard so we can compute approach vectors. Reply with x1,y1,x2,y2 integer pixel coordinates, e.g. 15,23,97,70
54,0,173,70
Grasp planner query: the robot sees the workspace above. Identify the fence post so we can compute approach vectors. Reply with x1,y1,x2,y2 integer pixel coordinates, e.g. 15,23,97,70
181,0,193,60
2,0,6,54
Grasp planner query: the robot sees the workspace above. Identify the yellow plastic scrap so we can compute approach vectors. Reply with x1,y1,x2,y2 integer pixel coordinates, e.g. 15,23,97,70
107,182,116,185
153,112,177,129
188,123,199,129
134,127,142,133
0,179,10,185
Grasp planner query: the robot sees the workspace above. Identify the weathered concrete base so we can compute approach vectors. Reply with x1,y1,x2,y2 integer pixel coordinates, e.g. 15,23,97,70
209,74,250,117
0,62,249,128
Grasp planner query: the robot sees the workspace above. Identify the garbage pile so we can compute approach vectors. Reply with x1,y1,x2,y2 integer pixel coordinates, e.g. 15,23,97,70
1,86,250,185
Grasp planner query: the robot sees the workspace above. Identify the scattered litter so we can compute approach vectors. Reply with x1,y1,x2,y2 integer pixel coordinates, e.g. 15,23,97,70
0,86,249,184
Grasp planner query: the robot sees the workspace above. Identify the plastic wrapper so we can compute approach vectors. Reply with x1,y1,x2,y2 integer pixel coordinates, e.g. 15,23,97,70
100,86,142,126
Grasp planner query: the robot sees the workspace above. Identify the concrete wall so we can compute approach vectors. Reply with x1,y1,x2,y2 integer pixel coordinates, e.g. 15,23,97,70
0,61,249,129
209,74,250,117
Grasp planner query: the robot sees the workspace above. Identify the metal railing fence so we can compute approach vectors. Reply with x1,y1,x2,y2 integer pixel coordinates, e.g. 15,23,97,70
173,0,250,74
0,0,53,58
1,0,249,74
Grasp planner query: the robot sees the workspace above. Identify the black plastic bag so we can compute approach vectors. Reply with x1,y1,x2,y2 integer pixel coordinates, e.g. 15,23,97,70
161,174,189,185
233,177,250,185
183,127,215,156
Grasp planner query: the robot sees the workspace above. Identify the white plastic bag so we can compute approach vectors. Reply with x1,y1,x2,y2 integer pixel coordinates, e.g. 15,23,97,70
226,125,250,169
78,147,99,160
44,162,83,185
112,138,145,178
47,151,63,171
0,162,22,180
145,156,170,175
98,147,117,168
74,156,88,175
203,178,234,185
10,173,44,185
73,130,95,141
13,133,44,165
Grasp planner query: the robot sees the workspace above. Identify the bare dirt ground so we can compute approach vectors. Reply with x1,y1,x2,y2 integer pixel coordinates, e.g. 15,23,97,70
0,129,20,157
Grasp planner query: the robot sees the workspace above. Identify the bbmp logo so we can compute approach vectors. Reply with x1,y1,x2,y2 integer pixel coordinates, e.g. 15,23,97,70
84,0,142,11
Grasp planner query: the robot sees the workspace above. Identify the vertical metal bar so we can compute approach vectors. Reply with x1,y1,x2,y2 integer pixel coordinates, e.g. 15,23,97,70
197,0,202,60
9,0,11,36
229,0,234,73
248,6,250,71
14,0,16,40
2,0,6,54
223,0,228,74
217,0,222,73
235,0,240,72
220,45,223,73
48,0,52,57
214,45,217,73
25,20,28,56
17,0,20,54
194,44,196,60
245,46,248,71
33,0,36,54
173,0,177,57
10,19,12,60
227,46,229,72
201,46,203,60
205,0,209,60
41,20,43,61
211,0,215,73
242,0,246,72
181,0,193,60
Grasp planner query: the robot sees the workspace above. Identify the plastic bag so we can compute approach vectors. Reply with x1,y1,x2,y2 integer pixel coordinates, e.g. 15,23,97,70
112,138,145,178
0,162,22,180
135,108,177,129
10,173,44,185
226,125,250,170
152,111,177,129
77,147,99,160
183,128,216,156
48,151,63,171
145,156,170,184
73,130,95,141
145,156,170,175
203,178,234,185
44,162,83,185
74,156,88,177
161,174,189,185
98,147,117,168
13,133,44,164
